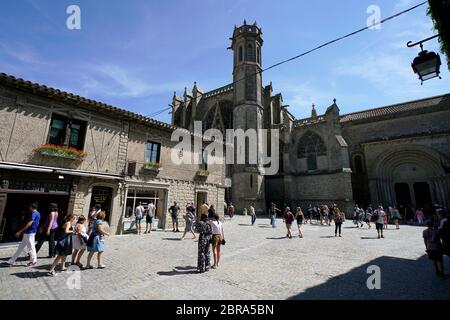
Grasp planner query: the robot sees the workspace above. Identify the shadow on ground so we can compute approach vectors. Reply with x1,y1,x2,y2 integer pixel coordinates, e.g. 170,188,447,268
157,266,198,276
289,255,450,300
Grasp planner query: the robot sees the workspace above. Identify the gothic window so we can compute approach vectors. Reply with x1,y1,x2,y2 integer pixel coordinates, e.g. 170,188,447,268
238,46,243,62
297,132,326,171
257,46,261,64
247,43,255,62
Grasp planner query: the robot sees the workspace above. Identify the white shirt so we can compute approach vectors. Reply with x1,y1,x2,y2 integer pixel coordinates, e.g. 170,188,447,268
377,210,386,224
147,203,155,217
249,206,255,216
210,220,223,235
135,205,144,218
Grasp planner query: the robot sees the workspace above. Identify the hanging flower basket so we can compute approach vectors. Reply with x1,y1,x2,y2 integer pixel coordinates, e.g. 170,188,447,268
196,169,210,177
144,161,161,173
33,144,86,161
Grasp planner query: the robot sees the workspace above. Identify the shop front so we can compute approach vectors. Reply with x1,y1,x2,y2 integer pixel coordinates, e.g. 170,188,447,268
121,181,169,233
0,169,76,242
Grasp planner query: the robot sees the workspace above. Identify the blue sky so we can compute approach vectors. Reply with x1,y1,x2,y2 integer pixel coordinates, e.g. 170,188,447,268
0,0,448,122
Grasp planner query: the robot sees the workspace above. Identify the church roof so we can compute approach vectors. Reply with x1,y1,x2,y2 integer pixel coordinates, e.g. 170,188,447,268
340,93,450,123
0,72,176,132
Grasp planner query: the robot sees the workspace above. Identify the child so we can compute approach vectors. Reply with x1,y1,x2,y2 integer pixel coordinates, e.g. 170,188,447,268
423,221,446,279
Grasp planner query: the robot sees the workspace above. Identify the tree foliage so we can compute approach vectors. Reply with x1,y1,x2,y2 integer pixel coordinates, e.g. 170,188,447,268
427,0,450,70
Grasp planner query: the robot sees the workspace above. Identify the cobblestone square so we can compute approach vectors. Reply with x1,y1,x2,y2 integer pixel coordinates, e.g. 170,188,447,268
1,216,449,300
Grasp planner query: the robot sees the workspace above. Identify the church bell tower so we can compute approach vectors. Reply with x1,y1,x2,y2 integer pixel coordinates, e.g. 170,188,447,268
229,20,266,214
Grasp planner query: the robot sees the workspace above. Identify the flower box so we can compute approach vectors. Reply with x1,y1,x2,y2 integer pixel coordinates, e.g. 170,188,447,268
33,144,86,161
143,162,161,173
196,169,210,177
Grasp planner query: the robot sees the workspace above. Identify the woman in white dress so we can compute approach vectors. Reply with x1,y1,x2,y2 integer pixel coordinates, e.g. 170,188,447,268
71,215,88,268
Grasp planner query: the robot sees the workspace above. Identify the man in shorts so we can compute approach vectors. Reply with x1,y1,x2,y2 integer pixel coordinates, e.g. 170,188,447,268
375,206,386,239
145,201,156,234
169,201,180,232
135,202,144,235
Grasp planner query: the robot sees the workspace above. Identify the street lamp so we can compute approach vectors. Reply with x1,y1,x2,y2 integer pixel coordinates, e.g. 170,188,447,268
407,34,442,85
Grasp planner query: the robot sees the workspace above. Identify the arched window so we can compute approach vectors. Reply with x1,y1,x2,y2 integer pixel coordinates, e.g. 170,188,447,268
238,46,243,62
247,43,255,62
354,155,364,174
297,132,326,171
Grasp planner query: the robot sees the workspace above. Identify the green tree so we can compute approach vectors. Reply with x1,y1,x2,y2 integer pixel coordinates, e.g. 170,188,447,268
427,0,450,70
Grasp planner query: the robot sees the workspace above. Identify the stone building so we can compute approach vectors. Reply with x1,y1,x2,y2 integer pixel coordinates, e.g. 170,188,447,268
0,73,226,242
171,21,450,216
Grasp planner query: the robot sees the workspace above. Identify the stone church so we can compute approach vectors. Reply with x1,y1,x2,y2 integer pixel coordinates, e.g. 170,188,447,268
171,21,450,216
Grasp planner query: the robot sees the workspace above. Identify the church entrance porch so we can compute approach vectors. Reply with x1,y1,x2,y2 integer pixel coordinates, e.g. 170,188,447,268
369,144,450,211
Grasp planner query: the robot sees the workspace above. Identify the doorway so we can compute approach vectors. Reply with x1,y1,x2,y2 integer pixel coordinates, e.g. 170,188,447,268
196,192,207,219
1,193,69,242
413,182,432,209
395,183,411,208
89,186,113,223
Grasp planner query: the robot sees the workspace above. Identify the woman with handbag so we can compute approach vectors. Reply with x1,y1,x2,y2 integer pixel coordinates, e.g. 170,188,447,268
48,214,76,276
85,211,110,269
71,215,88,268
333,207,343,237
209,213,225,269
195,214,212,273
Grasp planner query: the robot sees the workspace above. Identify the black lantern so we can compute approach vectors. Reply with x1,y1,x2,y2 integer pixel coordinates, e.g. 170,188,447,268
411,50,442,84
407,33,442,85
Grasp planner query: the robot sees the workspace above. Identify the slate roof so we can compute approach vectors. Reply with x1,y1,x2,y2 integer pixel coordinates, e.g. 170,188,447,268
340,93,450,123
0,72,176,131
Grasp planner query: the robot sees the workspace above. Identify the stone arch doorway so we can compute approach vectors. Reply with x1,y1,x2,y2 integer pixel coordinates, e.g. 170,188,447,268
372,145,449,209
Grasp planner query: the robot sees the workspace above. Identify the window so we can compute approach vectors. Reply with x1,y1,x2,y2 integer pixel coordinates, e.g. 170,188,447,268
257,46,261,64
247,43,255,62
250,174,253,189
199,149,208,171
297,131,326,171
238,46,243,62
48,114,86,150
146,141,161,163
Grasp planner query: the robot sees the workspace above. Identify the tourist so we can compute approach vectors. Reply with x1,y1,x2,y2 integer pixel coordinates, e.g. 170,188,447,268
85,211,110,269
358,207,365,228
437,210,449,258
416,208,425,226
283,207,294,239
327,205,333,226
312,206,318,223
210,213,224,269
227,202,235,219
391,207,401,230
195,214,212,273
208,204,216,221
48,214,76,276
35,203,59,258
333,207,343,237
181,204,196,240
353,205,360,228
406,205,415,224
374,206,386,239
269,202,281,228
423,220,446,279
145,201,156,234
295,207,304,238
135,202,145,235
5,203,40,267
384,207,389,230
305,205,312,224
169,201,180,232
249,203,256,225
88,204,102,234
364,208,372,229
71,215,88,268
224,201,228,218
199,201,209,221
